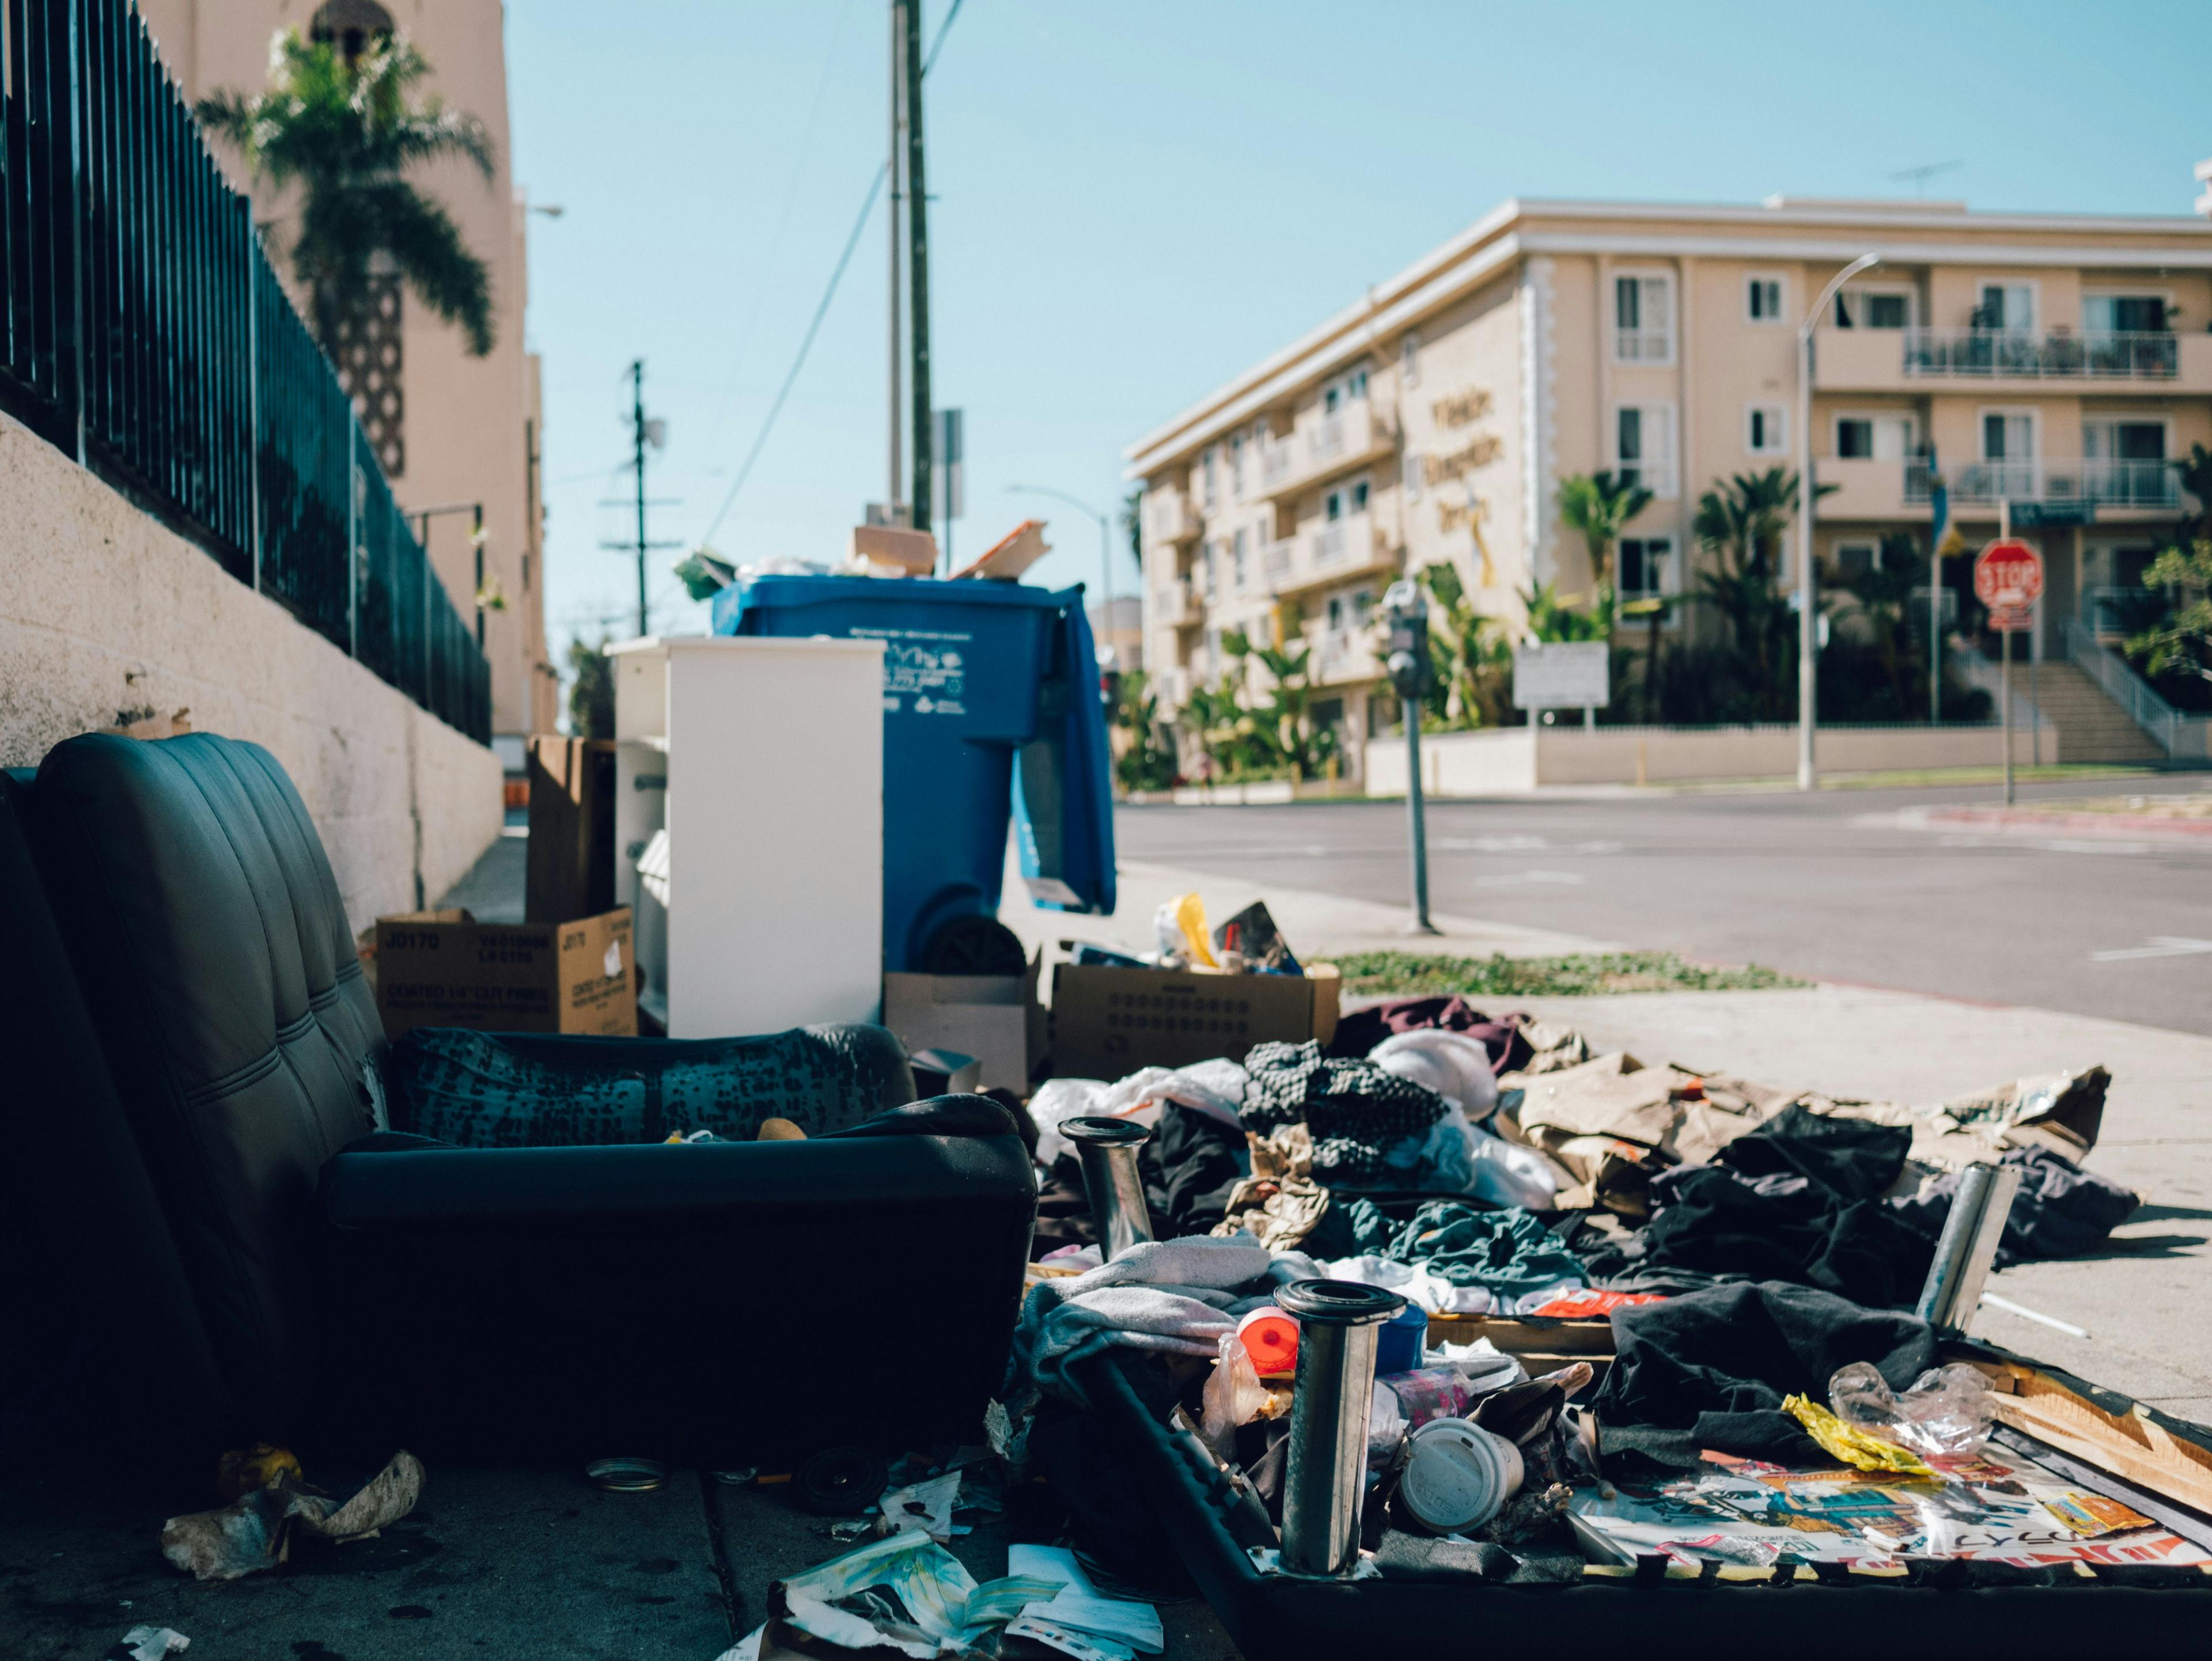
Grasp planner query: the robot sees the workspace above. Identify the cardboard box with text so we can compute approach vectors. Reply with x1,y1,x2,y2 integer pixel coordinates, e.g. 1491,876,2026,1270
374,908,637,1040
1049,962,1339,1080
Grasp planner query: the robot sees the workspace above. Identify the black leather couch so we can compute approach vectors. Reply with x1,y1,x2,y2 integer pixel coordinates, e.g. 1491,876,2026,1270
1,733,1036,1467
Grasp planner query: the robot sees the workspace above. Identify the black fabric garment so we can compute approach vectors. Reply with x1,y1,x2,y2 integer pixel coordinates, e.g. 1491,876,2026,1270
1028,1375,1196,1593
1615,1105,1935,1308
1327,998,1536,1074
1139,1104,1248,1237
1891,1144,2138,1264
1031,1103,1247,1254
1240,1040,1447,1184
1589,1281,1936,1467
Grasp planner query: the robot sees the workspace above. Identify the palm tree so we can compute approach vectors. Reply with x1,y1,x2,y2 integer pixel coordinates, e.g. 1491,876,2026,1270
1556,470,1653,597
198,31,496,358
1690,467,1822,718
1414,562,1512,727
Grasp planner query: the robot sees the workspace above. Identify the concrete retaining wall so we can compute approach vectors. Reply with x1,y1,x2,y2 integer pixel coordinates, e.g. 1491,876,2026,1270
1367,719,2055,794
0,409,502,932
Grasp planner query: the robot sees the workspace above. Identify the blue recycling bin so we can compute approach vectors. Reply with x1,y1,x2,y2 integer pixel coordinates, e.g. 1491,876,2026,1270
712,575,1116,972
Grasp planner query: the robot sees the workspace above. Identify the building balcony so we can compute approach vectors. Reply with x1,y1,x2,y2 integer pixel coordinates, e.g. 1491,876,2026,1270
1813,326,2212,393
1263,511,1397,597
1907,458,2179,512
1310,627,1379,685
1147,491,1200,545
1150,581,1198,627
1259,398,1399,500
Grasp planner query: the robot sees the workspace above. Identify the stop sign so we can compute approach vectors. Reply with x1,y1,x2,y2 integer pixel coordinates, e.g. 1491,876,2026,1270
1975,540,2044,609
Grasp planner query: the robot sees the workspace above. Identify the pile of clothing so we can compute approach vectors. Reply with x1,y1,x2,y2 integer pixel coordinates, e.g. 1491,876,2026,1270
1027,994,2139,1318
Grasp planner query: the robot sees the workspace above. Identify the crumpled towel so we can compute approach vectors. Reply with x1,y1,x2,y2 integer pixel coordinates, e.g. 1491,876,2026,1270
160,1451,425,1582
1004,1235,1271,1410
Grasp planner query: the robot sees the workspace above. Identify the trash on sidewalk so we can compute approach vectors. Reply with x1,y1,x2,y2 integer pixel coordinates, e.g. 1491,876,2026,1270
118,1627,190,1660
160,1451,424,1582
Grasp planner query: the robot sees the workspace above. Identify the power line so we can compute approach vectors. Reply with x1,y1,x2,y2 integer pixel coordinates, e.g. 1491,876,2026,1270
698,0,967,547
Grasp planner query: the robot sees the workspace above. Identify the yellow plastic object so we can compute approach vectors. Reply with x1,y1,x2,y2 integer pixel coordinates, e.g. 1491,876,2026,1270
1171,892,1218,969
215,1442,302,1501
1782,1395,1936,1477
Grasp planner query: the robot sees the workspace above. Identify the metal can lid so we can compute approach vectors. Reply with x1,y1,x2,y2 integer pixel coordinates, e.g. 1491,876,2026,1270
584,1457,671,1492
1274,1278,1407,1326
1060,1115,1153,1148
1398,1418,1522,1533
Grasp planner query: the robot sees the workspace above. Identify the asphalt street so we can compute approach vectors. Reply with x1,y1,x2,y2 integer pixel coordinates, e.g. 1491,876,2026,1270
1114,778,2212,1035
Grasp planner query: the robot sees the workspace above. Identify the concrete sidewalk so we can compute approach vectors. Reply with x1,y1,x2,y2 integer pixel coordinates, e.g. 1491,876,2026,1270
1003,855,2212,1427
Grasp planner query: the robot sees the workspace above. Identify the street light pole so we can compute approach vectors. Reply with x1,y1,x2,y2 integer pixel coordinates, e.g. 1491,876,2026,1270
1796,252,1883,791
1383,579,1438,936
1008,483,1119,657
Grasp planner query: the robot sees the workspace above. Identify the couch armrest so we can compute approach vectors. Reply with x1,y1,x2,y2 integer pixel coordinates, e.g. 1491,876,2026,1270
312,1133,1036,1465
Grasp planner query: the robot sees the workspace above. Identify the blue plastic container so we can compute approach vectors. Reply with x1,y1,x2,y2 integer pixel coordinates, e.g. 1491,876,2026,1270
1374,1302,1429,1376
712,575,1116,972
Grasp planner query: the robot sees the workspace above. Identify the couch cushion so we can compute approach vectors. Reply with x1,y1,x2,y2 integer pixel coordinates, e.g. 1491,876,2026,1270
28,734,384,1432
384,1025,919,1147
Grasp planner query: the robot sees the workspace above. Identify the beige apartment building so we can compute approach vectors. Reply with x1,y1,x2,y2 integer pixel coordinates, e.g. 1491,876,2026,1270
1125,195,2212,777
142,0,556,756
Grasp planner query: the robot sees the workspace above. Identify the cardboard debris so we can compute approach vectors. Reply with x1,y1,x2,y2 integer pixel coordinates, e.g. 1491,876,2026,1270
160,1451,425,1582
852,524,939,576
372,908,635,1040
951,518,1048,582
1050,961,1340,1079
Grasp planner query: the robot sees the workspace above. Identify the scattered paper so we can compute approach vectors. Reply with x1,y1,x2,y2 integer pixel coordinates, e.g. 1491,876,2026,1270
956,1575,1062,1626
772,1530,981,1659
160,1451,425,1581
1023,1590,1163,1654
880,1470,963,1541
1003,1614,1135,1661
120,1628,190,1661
1005,1542,1099,1598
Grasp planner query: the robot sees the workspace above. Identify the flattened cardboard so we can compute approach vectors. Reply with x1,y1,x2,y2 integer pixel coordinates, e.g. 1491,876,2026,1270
1049,962,1339,1079
374,907,635,1039
882,955,1040,1093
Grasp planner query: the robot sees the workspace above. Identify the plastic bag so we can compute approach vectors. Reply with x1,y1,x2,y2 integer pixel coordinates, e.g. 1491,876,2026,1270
1466,1124,1569,1211
1830,1361,1995,1457
1200,1333,1277,1455
1372,1030,1500,1122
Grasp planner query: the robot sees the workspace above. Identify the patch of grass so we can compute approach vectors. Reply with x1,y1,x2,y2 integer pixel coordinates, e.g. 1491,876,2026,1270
1334,949,1808,999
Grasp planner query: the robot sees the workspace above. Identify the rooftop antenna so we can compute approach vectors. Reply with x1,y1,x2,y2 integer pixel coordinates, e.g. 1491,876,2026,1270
1889,160,1964,196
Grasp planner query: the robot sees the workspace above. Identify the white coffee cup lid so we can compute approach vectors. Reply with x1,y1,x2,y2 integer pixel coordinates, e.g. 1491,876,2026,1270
1397,1417,1525,1533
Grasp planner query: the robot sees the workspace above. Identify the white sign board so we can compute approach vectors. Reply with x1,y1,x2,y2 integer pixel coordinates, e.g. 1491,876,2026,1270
1512,641,1610,710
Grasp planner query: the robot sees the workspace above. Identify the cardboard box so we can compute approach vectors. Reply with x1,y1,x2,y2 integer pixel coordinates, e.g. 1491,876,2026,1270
524,735,618,925
1048,962,1340,1080
882,955,1042,1093
374,907,637,1040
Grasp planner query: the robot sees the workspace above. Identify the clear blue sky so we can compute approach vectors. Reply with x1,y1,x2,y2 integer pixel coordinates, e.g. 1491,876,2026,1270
507,0,2212,662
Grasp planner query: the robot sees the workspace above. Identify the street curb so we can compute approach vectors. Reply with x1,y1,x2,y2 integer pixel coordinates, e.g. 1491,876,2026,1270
1926,806,2212,842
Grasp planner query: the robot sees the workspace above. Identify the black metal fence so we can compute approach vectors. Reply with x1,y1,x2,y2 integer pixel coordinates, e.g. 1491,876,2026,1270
0,0,490,743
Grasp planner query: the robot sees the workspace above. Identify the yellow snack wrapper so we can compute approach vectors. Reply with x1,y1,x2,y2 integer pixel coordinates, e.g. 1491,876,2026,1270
1782,1394,1937,1478
1171,892,1218,969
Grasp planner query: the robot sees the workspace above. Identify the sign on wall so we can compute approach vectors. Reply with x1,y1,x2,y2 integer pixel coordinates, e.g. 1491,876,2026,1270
1513,642,1610,710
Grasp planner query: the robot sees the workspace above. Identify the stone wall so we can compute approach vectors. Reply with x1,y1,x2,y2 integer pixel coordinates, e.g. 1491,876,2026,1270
0,409,502,932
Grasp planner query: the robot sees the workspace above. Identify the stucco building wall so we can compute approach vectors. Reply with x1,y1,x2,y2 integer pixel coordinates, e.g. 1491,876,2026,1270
0,409,502,933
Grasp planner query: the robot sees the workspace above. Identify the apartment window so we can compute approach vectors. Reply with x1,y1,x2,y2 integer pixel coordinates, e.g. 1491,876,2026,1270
1326,595,1345,631
1401,450,1423,502
1980,411,2035,460
2083,293,2169,334
1229,433,1245,497
1232,527,1249,589
1201,446,1218,510
1352,587,1374,623
1834,289,1912,329
1400,331,1420,387
1323,367,1370,414
1613,273,1673,362
1835,541,1877,581
1612,403,1677,498
1746,404,1788,456
1835,414,1915,461
1619,536,1672,598
1975,283,2034,332
1200,539,1218,600
1204,627,1222,672
1746,275,1784,323
2084,419,2167,462
1324,478,1370,521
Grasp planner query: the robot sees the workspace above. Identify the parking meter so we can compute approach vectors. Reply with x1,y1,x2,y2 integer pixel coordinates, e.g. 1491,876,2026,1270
1381,579,1438,934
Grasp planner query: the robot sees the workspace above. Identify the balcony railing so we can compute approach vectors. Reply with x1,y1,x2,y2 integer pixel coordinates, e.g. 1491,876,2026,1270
1150,582,1195,626
1905,458,2178,509
1147,493,1198,543
1262,537,1294,581
1313,628,1376,682
1902,328,2178,381
1260,438,1295,487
